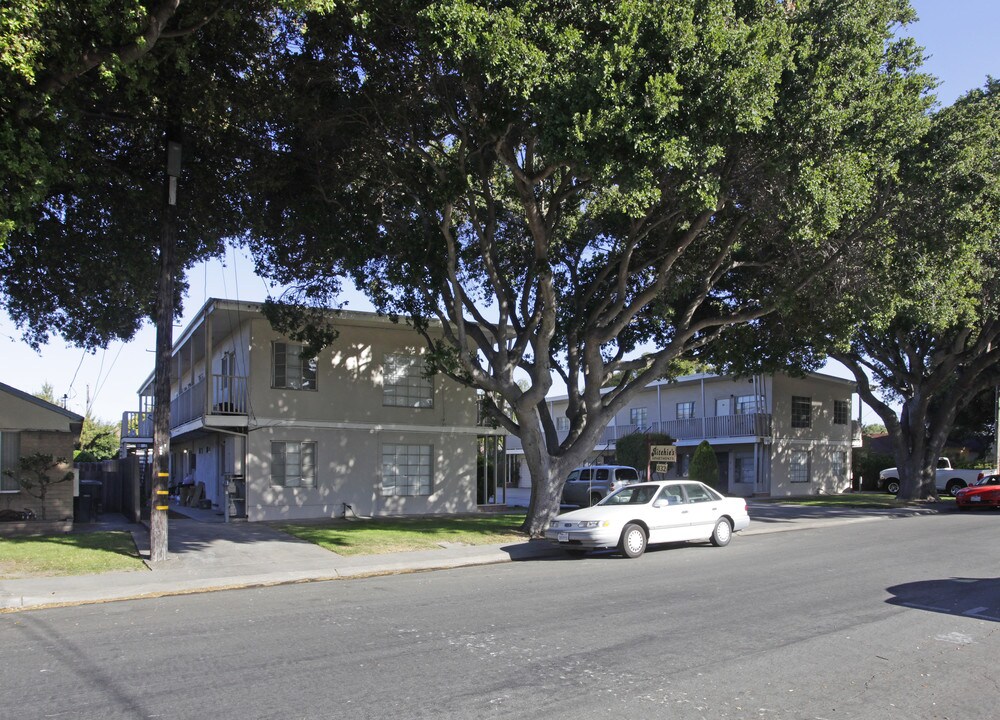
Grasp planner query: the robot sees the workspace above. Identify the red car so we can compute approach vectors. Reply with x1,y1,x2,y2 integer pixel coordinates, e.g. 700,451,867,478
955,474,1000,510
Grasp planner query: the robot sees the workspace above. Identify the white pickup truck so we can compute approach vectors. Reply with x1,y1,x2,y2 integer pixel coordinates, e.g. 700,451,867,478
878,457,996,496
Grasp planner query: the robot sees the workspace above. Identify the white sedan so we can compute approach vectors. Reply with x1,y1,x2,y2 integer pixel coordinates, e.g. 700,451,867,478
545,480,750,558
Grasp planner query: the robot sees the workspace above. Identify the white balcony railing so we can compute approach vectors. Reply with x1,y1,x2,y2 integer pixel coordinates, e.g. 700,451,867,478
505,412,773,452
122,376,249,437
121,411,154,440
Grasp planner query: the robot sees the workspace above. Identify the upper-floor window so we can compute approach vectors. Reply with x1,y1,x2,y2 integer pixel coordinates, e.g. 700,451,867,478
0,431,21,492
556,416,570,432
630,407,648,428
272,342,317,391
676,401,695,420
735,395,756,414
833,399,850,425
271,441,316,488
791,396,812,428
383,354,433,408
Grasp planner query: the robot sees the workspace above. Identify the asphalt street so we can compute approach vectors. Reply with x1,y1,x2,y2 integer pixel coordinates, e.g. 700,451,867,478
2,512,997,720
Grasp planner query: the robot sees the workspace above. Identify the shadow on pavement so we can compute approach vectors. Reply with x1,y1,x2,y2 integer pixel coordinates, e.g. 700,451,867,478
886,576,1000,623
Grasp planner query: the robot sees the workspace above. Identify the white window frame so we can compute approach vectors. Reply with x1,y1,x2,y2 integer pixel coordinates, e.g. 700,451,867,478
381,444,433,496
630,407,648,428
270,441,317,488
789,450,811,483
833,399,850,425
735,395,756,415
676,401,695,420
556,416,570,432
272,342,317,391
383,354,434,408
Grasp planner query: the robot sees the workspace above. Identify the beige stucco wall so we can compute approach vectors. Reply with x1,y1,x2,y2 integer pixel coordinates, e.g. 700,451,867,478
178,309,485,520
245,424,478,521
245,316,478,428
769,374,854,496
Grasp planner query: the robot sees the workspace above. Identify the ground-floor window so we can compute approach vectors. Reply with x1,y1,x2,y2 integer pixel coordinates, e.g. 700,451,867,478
832,450,847,481
382,443,433,496
734,452,755,484
271,441,316,488
789,450,811,483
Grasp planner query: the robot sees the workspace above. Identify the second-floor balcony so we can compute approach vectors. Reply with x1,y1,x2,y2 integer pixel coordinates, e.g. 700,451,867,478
172,374,249,428
505,412,773,452
121,375,249,439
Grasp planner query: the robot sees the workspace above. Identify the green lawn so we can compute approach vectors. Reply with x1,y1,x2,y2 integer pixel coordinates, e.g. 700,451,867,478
0,531,146,578
753,492,953,508
273,514,529,556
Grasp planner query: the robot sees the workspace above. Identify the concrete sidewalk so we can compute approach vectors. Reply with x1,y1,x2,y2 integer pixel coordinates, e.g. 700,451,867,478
0,498,946,613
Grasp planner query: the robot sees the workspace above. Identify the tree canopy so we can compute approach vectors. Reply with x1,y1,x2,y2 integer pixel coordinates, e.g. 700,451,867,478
830,79,1000,500
0,1,337,348
242,0,932,533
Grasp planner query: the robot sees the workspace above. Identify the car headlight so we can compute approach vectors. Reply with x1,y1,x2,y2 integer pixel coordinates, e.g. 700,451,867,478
578,520,610,528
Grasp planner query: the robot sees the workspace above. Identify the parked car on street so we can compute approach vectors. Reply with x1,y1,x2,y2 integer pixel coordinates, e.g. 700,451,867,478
955,474,1000,510
546,480,750,558
560,465,640,507
878,457,995,496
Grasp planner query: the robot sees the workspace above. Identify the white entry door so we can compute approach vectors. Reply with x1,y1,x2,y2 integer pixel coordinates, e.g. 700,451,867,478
715,398,731,416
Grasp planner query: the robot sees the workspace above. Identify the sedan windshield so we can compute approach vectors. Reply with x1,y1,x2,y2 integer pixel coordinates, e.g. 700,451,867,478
972,474,1000,487
601,485,658,505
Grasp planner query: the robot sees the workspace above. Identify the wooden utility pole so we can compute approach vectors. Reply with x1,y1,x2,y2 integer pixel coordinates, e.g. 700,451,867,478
149,131,181,562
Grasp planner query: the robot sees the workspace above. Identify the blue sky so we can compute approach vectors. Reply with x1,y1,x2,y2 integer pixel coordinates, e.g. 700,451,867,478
2,1,998,422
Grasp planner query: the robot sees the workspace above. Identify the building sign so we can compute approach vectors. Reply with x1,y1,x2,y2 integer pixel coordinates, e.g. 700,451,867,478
649,445,677,463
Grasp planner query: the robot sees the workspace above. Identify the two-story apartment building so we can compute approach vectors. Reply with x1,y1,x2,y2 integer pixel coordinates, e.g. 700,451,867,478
121,299,503,521
506,372,860,497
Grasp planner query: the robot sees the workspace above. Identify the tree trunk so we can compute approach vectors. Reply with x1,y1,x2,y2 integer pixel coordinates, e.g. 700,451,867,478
517,408,605,537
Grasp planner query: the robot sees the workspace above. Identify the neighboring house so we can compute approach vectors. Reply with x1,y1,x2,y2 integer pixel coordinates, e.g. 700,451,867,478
1,381,83,522
121,299,503,522
506,372,861,497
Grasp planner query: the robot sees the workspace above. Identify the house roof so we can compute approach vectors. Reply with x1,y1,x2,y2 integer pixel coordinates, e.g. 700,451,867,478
0,380,85,423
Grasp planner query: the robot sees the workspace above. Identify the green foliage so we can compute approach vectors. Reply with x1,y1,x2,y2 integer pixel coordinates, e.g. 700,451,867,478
832,80,1000,500
238,0,932,533
851,448,894,491
75,415,120,462
615,433,673,473
33,382,56,404
689,441,720,491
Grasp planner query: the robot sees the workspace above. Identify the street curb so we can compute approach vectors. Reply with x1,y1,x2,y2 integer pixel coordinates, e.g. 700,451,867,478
0,508,946,613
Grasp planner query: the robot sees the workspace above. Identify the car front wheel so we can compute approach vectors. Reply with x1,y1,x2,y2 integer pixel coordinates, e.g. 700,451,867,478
885,480,900,495
710,518,733,547
619,523,647,558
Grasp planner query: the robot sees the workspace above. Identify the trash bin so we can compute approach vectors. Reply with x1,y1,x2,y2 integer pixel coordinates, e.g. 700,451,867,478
74,494,93,523
78,480,103,520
